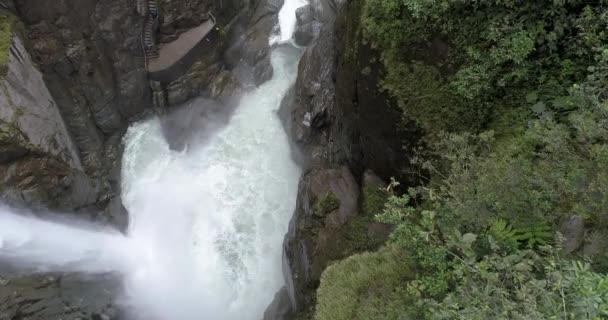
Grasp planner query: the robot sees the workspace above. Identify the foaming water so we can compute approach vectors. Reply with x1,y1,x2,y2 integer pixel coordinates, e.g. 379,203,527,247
120,46,301,320
0,207,130,274
270,0,308,45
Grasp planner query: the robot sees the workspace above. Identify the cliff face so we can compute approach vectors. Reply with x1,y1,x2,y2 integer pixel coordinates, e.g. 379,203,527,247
281,0,420,315
14,0,147,176
0,33,106,221
0,35,80,170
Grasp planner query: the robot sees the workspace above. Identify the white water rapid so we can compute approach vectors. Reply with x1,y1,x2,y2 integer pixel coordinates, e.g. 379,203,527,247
120,44,301,319
270,0,308,45
0,2,304,319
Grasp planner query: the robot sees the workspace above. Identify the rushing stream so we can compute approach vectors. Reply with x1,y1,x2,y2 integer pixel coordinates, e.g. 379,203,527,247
120,45,302,319
0,1,304,319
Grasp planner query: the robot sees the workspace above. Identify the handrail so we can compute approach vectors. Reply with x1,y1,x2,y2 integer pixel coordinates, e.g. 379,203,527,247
141,0,160,71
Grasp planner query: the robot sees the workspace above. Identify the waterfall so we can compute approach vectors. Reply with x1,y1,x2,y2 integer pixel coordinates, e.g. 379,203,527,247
0,1,305,319
0,207,130,274
120,45,302,319
270,0,308,45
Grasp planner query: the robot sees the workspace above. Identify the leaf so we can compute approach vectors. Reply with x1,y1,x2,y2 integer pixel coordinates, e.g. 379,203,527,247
526,91,539,103
532,101,546,114
462,233,477,244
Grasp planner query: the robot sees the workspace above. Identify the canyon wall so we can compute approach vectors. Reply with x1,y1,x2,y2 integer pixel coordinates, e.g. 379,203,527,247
279,0,421,317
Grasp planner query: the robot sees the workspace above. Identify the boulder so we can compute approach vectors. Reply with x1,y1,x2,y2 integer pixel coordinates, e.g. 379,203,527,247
294,5,314,46
583,230,608,256
560,215,585,254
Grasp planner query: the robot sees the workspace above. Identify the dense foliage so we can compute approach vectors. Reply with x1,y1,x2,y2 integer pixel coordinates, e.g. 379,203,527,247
363,0,608,136
316,0,608,319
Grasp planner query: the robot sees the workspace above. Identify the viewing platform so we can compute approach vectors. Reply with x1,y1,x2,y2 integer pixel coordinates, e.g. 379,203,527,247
148,15,216,73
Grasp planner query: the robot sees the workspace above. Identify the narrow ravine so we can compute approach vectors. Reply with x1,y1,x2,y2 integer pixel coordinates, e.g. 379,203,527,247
120,19,304,320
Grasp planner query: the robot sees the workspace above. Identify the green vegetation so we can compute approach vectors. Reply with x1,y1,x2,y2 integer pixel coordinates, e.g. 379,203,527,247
315,0,608,318
0,13,13,76
362,184,388,217
314,192,341,216
362,0,608,138
316,246,416,320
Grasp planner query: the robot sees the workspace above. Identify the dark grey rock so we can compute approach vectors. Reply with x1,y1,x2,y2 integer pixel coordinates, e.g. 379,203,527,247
296,5,313,25
294,23,314,47
0,273,121,320
283,167,360,310
584,230,608,256
262,286,293,320
560,215,585,254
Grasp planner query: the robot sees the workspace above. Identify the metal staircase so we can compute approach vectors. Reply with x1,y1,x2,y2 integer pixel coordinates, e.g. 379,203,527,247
142,0,160,66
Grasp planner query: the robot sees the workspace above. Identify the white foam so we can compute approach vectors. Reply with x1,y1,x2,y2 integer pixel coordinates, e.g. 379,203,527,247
0,207,130,274
270,0,309,45
120,47,302,320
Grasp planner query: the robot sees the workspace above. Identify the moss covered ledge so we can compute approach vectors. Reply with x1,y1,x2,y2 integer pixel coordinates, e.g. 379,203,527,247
0,12,14,77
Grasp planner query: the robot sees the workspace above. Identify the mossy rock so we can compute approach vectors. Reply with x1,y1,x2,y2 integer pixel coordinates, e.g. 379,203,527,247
314,192,340,217
315,246,417,320
0,120,35,163
362,183,388,217
0,12,13,77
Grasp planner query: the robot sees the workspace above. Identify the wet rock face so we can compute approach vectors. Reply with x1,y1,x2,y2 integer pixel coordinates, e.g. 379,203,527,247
281,0,419,315
287,22,358,170
0,36,82,170
14,0,148,175
283,167,360,309
0,274,121,320
158,0,213,43
0,34,104,217
262,286,294,320
293,5,315,47
160,0,280,106
231,0,284,86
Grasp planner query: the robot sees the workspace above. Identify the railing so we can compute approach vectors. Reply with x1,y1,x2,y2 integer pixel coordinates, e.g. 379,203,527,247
141,0,160,70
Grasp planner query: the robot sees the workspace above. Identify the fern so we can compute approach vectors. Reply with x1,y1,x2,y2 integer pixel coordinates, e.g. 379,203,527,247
488,218,552,251
488,218,519,251
512,223,553,248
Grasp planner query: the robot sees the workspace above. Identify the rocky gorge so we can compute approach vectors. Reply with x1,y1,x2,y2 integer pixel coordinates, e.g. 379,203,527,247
5,0,607,319
0,0,313,318
7,0,592,318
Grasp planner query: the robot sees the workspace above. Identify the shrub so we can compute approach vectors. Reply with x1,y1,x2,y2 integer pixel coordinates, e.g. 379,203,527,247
362,0,608,136
315,245,416,320
315,192,340,217
315,0,608,318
